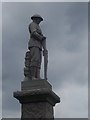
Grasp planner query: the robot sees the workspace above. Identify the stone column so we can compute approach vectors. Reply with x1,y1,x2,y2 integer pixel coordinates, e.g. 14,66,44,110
13,79,60,119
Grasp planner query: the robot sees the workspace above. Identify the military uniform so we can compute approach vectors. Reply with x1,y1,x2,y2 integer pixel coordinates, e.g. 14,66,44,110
28,15,44,79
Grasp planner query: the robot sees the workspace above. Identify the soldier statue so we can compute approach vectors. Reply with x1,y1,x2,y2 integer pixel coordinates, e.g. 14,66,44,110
24,14,48,80
14,15,60,119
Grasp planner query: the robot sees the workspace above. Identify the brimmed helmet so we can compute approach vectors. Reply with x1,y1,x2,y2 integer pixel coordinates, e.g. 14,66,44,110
31,14,43,21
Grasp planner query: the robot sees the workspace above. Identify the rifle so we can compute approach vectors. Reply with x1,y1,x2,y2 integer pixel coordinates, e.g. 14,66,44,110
42,38,48,80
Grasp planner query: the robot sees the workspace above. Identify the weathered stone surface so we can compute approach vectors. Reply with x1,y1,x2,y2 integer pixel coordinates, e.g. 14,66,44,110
14,88,60,106
21,79,52,91
13,79,60,118
13,15,60,119
21,102,54,118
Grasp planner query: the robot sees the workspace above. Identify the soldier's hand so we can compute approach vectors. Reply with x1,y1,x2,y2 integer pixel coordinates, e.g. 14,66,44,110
42,36,46,40
43,49,48,56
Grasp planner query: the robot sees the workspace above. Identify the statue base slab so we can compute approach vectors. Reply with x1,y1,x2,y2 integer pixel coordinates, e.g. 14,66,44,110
13,79,60,118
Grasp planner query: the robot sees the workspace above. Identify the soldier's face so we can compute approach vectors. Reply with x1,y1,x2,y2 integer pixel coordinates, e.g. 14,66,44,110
34,18,42,24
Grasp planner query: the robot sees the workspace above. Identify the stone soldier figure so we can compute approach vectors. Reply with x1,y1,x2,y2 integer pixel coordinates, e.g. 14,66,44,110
27,14,46,80
14,15,60,119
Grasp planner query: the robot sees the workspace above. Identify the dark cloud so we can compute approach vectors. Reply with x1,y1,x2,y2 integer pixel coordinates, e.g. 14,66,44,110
2,2,88,118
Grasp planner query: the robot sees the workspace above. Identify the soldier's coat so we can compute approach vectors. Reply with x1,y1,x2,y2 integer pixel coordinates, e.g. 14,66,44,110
28,21,43,68
28,21,43,50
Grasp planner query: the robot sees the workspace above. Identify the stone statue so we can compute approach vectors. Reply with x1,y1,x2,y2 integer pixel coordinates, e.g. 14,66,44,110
13,15,60,119
24,14,48,80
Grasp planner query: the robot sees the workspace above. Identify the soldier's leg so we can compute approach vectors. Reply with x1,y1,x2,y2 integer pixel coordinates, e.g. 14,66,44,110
30,47,38,79
30,66,37,79
30,47,42,79
36,67,41,79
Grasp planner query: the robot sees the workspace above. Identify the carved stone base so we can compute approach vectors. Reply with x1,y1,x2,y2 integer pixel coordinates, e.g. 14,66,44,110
22,102,53,118
13,79,60,119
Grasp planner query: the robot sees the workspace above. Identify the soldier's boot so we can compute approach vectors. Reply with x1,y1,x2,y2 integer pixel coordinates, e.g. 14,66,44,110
30,67,37,80
36,68,41,79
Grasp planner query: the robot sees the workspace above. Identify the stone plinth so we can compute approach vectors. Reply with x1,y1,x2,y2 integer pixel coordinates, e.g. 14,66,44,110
13,79,60,119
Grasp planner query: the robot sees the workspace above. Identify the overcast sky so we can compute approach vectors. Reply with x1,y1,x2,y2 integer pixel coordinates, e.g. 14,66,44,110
0,1,2,120
2,2,88,118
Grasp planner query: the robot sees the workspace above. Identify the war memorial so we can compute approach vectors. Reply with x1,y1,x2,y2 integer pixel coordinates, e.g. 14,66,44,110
13,14,60,119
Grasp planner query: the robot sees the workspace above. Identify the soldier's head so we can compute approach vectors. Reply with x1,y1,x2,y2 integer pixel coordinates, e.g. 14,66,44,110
31,14,43,24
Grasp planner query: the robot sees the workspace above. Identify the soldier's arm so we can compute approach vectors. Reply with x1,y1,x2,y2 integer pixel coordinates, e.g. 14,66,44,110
29,23,44,41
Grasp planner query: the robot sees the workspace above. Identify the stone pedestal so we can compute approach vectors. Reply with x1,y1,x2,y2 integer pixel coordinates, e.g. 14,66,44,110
13,79,60,119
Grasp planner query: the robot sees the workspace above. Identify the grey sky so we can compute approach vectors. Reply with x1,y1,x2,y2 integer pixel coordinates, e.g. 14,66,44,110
0,2,2,120
2,2,88,118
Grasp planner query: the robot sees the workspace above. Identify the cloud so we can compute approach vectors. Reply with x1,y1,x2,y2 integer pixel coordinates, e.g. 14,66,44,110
2,2,88,118
54,82,88,118
0,2,2,119
47,3,88,88
2,109,21,118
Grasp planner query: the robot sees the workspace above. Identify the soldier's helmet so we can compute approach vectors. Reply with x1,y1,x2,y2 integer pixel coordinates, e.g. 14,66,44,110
31,14,43,21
